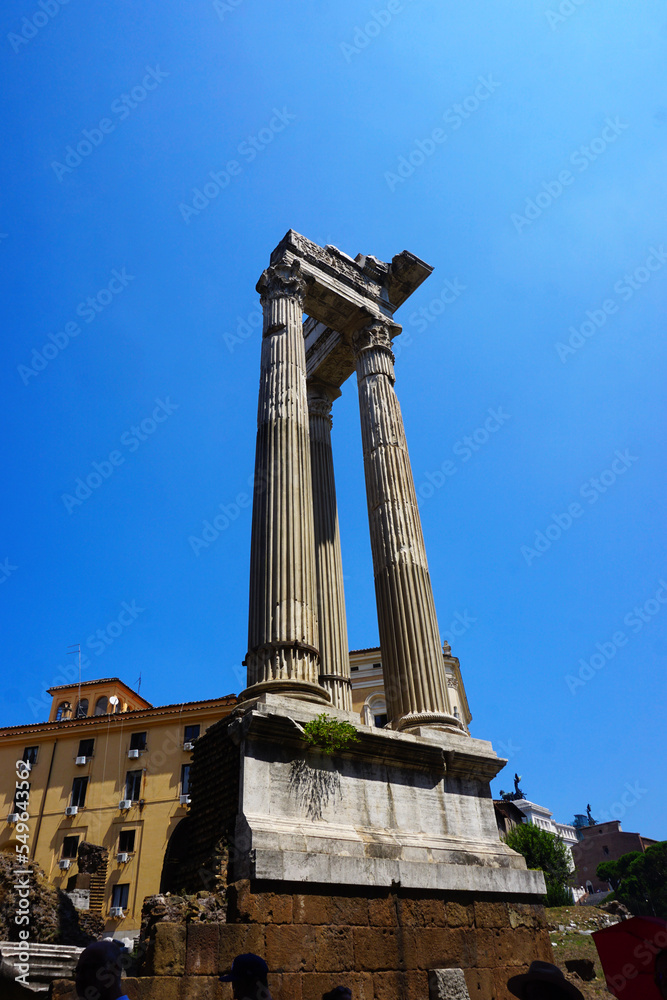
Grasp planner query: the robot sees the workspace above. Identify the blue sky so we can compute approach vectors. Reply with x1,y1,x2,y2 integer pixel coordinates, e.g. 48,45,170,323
1,1,665,839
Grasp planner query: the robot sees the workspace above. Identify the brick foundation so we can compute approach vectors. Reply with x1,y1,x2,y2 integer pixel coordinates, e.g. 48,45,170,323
51,880,553,1000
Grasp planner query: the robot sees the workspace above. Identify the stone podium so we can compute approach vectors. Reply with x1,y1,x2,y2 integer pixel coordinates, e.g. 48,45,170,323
173,232,553,1000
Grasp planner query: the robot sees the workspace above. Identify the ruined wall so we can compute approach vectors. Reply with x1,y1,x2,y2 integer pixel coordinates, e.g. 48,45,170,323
51,880,553,1000
173,716,240,894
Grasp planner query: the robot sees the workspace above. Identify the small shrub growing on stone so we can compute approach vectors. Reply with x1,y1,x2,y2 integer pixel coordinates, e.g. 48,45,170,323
302,713,359,756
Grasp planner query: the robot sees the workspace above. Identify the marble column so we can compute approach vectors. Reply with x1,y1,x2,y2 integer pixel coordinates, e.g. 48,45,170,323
243,261,330,705
308,380,352,711
352,319,463,733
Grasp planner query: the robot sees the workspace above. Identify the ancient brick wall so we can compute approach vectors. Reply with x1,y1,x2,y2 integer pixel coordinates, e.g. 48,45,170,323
50,880,553,1000
175,716,240,893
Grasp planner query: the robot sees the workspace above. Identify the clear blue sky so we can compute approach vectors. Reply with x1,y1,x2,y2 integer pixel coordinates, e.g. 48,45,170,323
1,1,664,839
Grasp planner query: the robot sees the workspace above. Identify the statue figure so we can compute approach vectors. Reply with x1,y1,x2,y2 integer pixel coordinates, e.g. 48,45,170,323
586,803,596,826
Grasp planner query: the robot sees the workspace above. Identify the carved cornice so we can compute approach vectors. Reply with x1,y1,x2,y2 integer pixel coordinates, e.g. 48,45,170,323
257,260,307,307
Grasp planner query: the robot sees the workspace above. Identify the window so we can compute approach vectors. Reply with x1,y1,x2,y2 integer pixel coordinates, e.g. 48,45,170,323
372,662,382,669
23,746,38,766
373,713,388,728
184,724,200,744
453,706,460,719
94,697,108,716
125,770,142,802
75,699,89,719
129,732,147,752
602,846,610,856
56,702,71,721
78,738,95,759
181,764,191,796
71,776,88,808
350,665,359,671
118,830,135,854
111,884,130,910
62,835,80,859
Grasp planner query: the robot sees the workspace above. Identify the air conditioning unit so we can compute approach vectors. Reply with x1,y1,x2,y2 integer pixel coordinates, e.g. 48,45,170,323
117,852,129,863
58,858,72,869
75,756,88,765
183,742,194,751
179,794,191,806
109,907,125,918
128,749,140,758
65,806,78,816
119,800,132,811
7,813,19,824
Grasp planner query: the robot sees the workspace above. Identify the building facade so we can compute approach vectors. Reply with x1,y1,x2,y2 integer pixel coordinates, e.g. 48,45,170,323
0,678,236,938
349,642,472,732
570,819,658,894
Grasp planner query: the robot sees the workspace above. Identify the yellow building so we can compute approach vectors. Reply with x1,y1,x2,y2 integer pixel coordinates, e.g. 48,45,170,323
349,643,472,732
0,677,236,939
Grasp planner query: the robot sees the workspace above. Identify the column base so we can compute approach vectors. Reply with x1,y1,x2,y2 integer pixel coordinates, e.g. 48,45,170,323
237,679,331,708
395,710,468,735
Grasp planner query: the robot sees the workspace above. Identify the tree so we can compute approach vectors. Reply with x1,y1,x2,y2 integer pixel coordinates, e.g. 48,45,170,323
596,842,667,918
504,823,574,906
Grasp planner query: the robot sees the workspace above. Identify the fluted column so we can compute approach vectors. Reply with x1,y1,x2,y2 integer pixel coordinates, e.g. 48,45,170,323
243,261,330,705
353,319,463,733
308,380,352,711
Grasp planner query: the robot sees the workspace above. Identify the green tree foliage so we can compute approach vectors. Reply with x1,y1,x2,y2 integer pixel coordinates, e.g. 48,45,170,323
504,822,574,906
596,841,667,918
302,713,359,756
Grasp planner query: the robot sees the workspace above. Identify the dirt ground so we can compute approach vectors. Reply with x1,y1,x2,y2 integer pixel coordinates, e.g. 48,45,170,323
547,905,619,998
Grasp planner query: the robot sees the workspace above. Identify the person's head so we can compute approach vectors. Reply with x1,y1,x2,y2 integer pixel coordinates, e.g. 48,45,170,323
655,948,667,999
507,961,583,1000
322,988,352,1000
75,940,127,1000
220,953,270,1000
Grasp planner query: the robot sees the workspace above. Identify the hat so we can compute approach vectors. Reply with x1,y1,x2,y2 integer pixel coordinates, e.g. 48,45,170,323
322,988,352,1000
507,961,584,999
220,953,269,983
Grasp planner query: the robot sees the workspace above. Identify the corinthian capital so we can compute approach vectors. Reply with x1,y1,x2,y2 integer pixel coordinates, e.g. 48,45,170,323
307,380,341,426
256,260,307,307
351,318,398,361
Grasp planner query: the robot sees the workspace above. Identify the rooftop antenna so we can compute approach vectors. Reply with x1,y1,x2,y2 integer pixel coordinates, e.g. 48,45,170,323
67,643,82,717
135,673,142,695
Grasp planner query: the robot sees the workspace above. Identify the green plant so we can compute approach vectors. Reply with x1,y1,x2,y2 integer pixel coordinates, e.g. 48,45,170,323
503,822,574,906
597,842,667,917
302,714,359,756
